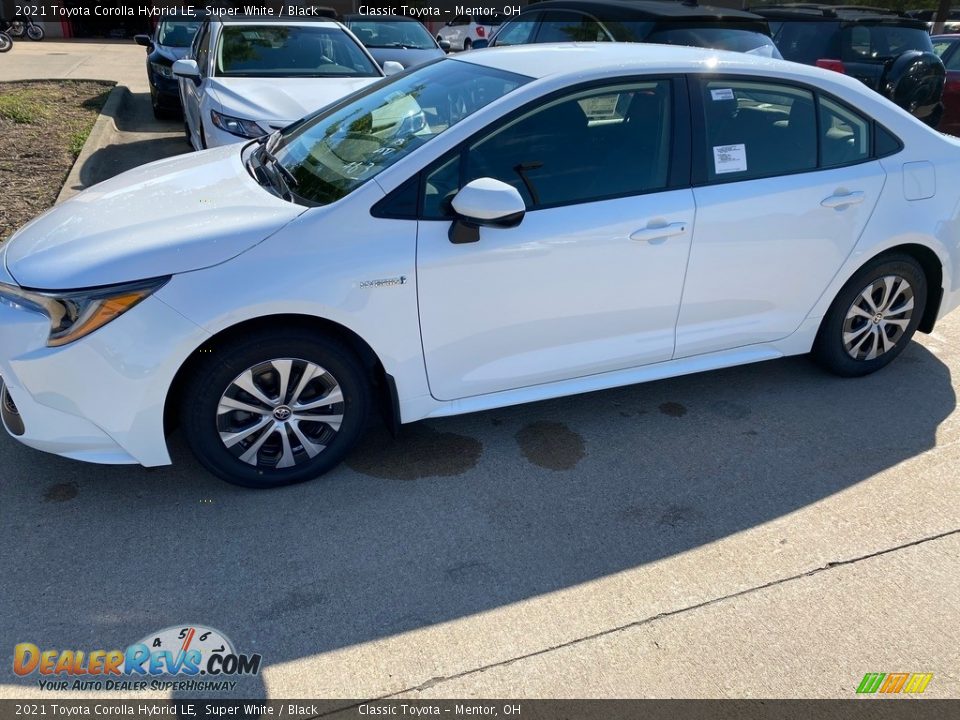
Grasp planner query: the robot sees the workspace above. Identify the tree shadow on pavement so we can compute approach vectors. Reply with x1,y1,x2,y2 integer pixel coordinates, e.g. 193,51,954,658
0,340,954,698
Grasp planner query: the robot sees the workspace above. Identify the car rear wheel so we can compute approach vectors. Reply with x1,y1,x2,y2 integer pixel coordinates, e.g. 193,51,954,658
463,38,472,51
812,253,926,377
180,331,371,488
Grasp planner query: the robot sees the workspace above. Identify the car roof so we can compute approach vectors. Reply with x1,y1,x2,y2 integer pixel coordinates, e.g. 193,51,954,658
455,40,780,78
209,17,340,27
751,4,926,25
342,14,419,22
518,0,768,21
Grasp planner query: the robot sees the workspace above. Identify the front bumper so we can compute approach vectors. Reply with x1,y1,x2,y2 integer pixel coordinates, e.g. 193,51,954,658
148,70,182,108
0,294,209,467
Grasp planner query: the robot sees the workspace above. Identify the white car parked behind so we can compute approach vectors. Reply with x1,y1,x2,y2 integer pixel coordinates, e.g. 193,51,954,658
175,19,392,149
2,44,960,488
436,13,503,51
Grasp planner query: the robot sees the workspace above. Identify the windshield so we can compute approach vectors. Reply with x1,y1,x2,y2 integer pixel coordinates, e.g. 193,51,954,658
157,19,202,48
646,26,782,59
216,25,380,78
271,59,530,205
347,20,436,49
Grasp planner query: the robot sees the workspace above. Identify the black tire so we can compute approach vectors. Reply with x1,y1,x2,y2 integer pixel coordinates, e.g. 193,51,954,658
0,33,11,53
463,38,472,51
180,330,371,488
26,24,43,41
183,120,193,148
812,253,927,378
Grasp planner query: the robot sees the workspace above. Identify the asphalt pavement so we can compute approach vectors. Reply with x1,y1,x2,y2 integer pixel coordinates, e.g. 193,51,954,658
0,41,958,700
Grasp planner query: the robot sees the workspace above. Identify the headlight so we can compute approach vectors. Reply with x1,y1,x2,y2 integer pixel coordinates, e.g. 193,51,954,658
149,61,174,79
210,109,266,139
0,277,169,348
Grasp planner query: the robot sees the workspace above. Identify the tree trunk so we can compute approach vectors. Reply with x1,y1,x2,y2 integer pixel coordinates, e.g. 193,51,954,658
934,0,952,35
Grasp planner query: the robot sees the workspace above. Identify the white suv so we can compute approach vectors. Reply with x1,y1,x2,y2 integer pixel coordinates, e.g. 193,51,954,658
436,14,503,50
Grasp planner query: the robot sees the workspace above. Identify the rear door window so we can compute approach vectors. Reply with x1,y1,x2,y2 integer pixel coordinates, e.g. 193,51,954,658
774,21,841,63
699,79,817,182
535,10,611,43
494,16,541,46
842,24,934,61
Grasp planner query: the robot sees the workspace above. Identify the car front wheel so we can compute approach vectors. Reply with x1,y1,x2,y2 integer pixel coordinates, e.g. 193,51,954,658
813,253,927,377
180,331,371,488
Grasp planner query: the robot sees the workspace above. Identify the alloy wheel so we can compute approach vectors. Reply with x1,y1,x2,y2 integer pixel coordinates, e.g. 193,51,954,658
216,358,344,470
842,275,915,361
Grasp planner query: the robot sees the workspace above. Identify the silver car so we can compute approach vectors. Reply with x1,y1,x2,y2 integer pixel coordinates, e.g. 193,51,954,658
344,15,448,69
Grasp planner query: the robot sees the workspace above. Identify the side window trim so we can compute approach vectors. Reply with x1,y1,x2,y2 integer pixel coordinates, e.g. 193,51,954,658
689,74,899,187
442,74,688,217
372,75,691,220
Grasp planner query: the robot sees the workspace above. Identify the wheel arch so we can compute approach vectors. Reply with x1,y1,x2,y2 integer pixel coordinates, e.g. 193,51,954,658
163,314,399,437
868,243,943,334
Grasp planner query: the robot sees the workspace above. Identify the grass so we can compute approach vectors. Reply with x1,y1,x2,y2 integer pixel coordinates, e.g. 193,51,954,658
0,80,114,241
0,92,47,124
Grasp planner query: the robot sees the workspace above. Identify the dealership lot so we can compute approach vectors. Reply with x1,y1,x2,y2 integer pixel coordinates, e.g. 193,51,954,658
1,41,959,699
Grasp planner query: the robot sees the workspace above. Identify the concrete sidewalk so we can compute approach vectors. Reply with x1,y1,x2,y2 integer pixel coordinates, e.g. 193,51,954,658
0,40,187,199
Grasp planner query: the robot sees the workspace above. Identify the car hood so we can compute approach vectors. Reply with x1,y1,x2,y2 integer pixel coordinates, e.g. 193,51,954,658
366,47,445,69
154,45,190,63
209,76,380,130
3,144,304,290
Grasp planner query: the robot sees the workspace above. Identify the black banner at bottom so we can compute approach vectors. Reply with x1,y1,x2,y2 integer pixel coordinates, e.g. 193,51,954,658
0,700,958,720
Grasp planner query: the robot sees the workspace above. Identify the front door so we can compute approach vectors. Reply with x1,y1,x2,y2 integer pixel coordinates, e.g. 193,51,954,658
416,78,695,401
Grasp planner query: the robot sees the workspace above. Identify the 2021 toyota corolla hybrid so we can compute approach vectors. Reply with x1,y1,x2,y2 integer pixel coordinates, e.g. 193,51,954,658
2,44,960,488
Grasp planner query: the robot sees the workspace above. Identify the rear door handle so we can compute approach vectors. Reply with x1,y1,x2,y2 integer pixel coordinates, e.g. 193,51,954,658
821,191,865,208
630,222,688,243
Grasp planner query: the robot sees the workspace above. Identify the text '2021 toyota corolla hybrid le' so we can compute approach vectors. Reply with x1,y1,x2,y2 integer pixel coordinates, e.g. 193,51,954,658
2,44,960,488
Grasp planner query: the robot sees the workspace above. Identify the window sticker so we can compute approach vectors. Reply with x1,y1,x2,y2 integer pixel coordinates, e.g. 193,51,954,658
710,88,736,101
713,144,747,175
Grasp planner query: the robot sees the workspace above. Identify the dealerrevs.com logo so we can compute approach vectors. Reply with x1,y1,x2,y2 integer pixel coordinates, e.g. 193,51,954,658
13,625,262,692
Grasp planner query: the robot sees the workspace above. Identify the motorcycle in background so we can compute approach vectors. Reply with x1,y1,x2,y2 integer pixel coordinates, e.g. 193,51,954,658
5,17,44,41
0,30,11,52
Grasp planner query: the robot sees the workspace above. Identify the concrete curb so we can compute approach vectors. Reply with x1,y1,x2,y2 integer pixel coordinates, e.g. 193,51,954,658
56,82,124,205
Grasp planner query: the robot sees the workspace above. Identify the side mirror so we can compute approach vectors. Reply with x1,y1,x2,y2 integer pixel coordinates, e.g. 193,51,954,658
382,60,404,77
472,39,489,50
172,58,201,83
134,34,153,49
439,39,451,52
449,178,525,244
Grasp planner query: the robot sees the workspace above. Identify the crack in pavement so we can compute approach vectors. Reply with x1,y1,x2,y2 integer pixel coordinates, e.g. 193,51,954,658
315,527,960,712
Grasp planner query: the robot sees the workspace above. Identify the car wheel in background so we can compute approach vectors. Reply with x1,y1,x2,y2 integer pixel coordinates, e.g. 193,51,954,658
813,253,927,377
463,38,472,51
180,330,371,488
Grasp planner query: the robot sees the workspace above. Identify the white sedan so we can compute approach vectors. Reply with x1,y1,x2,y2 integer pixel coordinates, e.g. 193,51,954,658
2,44,959,488
175,19,392,149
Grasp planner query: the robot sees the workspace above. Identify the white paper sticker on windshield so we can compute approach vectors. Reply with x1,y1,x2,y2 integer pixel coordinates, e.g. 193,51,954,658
711,88,736,101
713,144,747,175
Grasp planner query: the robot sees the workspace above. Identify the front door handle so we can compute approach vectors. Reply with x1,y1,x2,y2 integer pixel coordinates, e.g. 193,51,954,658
630,222,688,243
821,191,865,209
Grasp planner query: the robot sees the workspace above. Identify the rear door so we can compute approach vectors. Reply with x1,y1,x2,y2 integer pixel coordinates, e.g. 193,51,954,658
675,76,886,358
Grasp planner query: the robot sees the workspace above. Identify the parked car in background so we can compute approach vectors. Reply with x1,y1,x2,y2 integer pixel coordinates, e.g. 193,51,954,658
3,44,959,488
135,15,204,119
436,13,503,51
753,6,945,126
490,0,781,57
933,34,960,135
344,14,447,68
174,19,387,150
